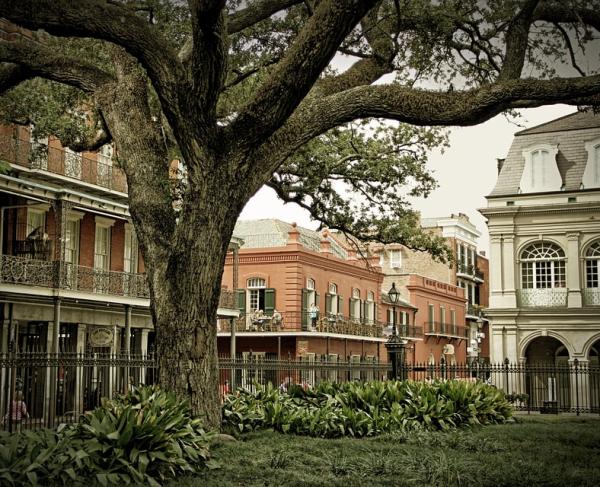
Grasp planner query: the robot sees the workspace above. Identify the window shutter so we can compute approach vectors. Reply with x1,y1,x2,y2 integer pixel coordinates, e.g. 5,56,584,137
348,298,353,318
302,288,309,330
236,289,246,313
264,288,276,315
325,293,332,314
373,303,377,323
316,292,320,306
387,308,391,324
338,296,343,315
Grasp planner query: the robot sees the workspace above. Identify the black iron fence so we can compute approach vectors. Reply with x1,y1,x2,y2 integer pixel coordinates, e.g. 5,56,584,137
1,353,599,432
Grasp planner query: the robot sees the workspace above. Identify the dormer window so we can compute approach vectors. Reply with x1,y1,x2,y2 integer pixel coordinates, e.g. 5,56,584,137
582,140,600,189
520,145,561,193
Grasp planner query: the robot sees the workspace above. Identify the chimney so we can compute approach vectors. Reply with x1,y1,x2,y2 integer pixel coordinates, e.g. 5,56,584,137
286,222,301,249
320,229,331,254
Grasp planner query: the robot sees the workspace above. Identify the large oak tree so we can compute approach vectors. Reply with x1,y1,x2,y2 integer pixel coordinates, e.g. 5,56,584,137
1,0,600,427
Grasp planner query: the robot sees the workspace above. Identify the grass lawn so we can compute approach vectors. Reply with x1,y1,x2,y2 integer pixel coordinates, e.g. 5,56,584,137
175,416,600,487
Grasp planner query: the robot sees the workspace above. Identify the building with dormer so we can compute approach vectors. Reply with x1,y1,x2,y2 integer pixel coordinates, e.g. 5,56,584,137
480,110,600,408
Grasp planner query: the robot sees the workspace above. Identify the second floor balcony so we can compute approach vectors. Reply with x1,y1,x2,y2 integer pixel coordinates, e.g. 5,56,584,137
456,262,484,281
0,135,128,194
425,321,469,339
516,288,568,308
217,311,423,340
0,254,236,310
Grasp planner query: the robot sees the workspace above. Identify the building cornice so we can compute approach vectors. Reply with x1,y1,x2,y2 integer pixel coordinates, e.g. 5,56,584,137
479,201,600,218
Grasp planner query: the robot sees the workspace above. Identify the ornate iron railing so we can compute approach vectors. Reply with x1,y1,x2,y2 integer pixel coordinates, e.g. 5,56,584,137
517,288,568,307
218,311,401,339
582,288,600,306
457,262,484,280
0,255,236,308
0,135,128,193
425,321,469,338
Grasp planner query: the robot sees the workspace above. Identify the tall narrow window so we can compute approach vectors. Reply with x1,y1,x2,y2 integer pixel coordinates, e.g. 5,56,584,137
583,141,600,189
389,249,401,268
124,225,138,274
247,277,266,312
97,144,114,187
65,219,80,265
586,241,600,288
94,225,110,271
520,145,561,193
26,210,45,238
428,304,434,332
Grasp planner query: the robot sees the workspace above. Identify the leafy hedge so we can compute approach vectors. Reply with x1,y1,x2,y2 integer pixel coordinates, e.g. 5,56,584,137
0,386,212,486
223,380,512,438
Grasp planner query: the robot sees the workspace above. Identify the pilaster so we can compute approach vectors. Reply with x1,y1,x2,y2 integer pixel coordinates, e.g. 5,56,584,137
566,232,582,308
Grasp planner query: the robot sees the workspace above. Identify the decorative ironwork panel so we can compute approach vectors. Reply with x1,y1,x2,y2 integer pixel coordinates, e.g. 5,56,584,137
582,288,600,306
0,255,58,288
517,288,568,307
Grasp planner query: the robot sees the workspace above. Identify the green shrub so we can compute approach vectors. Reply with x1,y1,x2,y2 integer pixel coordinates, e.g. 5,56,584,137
222,380,512,438
0,386,212,486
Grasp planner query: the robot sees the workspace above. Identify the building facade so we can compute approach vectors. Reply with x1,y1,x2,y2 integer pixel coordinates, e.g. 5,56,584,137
0,122,238,419
480,111,600,407
219,220,423,371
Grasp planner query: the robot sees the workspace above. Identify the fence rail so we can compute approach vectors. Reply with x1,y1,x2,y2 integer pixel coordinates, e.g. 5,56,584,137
1,354,599,432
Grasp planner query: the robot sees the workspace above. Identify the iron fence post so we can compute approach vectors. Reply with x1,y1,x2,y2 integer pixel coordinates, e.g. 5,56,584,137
574,358,579,416
504,358,510,394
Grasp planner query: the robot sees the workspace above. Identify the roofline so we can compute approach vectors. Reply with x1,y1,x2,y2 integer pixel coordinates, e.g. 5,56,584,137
486,186,600,199
514,110,596,136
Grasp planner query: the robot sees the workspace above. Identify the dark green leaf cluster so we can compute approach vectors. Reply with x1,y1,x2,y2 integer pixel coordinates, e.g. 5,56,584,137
222,380,513,438
271,121,453,261
0,385,213,486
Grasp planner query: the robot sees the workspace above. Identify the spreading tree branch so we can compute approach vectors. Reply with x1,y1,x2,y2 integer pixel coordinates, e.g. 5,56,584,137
498,0,540,81
227,0,303,33
227,0,378,149
0,0,184,115
0,39,115,93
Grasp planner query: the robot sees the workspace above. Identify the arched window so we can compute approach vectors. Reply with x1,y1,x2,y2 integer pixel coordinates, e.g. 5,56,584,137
520,145,561,193
586,241,600,288
307,278,315,291
583,141,600,189
521,242,566,289
327,283,339,315
328,283,337,295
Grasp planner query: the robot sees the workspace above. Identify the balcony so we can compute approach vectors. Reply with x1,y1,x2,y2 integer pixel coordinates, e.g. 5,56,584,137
425,321,469,339
466,304,485,319
217,311,416,339
0,135,128,194
456,263,484,282
516,288,568,308
0,255,236,309
582,288,600,306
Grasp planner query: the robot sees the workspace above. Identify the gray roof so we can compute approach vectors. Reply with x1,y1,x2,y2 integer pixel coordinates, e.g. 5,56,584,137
490,111,600,197
233,219,348,260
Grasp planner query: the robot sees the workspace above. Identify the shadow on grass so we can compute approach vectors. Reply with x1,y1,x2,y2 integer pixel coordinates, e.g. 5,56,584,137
173,418,600,487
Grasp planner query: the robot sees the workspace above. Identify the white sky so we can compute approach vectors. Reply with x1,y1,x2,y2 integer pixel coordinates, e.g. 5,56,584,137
240,104,576,253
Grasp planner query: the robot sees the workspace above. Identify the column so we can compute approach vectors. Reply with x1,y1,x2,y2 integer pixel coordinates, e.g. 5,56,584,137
232,246,239,291
140,329,149,384
124,306,132,394
74,324,86,414
569,358,588,413
489,236,504,308
566,232,582,308
501,236,517,308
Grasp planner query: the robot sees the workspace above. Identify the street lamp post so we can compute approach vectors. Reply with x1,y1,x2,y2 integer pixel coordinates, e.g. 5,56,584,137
385,283,406,381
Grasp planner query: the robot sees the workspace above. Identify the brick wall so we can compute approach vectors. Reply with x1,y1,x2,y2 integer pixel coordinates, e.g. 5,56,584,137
79,213,96,267
110,220,125,272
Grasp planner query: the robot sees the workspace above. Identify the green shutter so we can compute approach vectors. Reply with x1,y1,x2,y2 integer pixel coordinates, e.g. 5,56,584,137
338,296,343,315
315,292,320,307
374,303,378,323
236,289,246,313
301,288,309,329
349,298,353,318
265,288,276,315
325,293,332,314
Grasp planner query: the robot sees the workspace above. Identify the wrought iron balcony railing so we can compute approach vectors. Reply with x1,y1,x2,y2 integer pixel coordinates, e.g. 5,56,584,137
217,311,413,339
456,262,484,281
425,321,469,338
582,288,600,306
0,135,128,193
0,255,236,309
516,288,568,308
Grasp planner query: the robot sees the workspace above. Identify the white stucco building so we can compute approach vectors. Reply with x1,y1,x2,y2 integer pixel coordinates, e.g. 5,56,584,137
480,111,600,371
